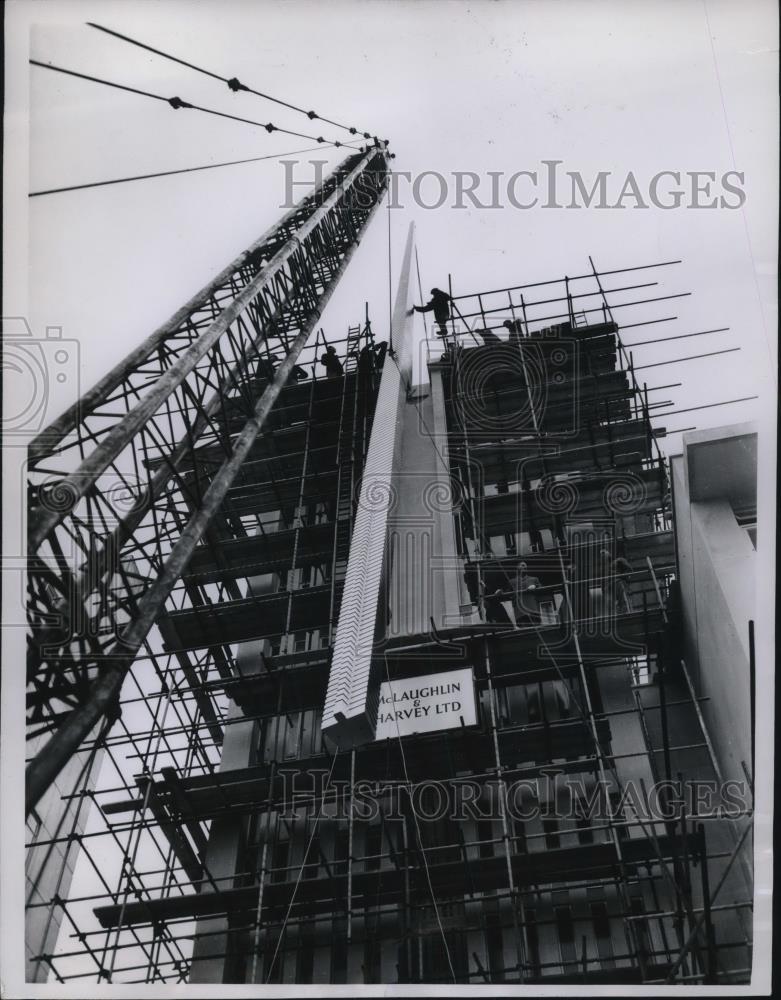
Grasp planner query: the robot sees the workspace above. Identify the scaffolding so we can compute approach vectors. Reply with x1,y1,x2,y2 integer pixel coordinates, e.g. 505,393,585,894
25,251,753,984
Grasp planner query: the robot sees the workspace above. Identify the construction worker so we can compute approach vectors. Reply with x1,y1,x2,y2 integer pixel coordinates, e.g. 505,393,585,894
354,340,389,376
476,327,502,346
513,560,542,625
256,354,307,382
480,581,513,626
256,355,278,380
319,345,344,379
463,563,480,604
412,287,452,336
599,548,634,613
353,343,373,376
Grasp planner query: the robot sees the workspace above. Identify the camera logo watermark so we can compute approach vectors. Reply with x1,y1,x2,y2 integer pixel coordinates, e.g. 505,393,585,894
2,317,79,445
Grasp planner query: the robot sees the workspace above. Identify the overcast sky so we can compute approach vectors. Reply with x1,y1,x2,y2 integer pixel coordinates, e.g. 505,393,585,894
4,0,777,456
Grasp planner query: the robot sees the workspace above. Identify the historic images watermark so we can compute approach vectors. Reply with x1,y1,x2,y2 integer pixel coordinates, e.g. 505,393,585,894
281,158,747,211
277,769,751,824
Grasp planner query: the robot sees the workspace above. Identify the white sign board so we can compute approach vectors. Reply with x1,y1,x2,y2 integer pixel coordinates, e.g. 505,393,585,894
375,667,477,740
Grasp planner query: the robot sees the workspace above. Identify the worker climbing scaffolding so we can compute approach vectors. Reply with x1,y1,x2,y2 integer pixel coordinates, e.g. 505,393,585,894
412,286,452,336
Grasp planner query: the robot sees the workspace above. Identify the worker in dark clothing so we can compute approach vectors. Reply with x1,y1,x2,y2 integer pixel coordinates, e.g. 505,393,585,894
256,355,278,380
354,343,373,376
476,328,502,346
353,340,389,381
463,564,480,604
358,341,384,372
503,319,525,346
599,548,634,613
257,354,308,383
481,581,513,626
412,287,452,336
513,560,542,625
319,345,344,379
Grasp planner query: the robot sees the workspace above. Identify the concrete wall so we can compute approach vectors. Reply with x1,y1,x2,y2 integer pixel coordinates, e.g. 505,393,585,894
671,450,756,790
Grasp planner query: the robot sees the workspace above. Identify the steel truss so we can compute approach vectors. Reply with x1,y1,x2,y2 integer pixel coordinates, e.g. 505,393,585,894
26,146,391,812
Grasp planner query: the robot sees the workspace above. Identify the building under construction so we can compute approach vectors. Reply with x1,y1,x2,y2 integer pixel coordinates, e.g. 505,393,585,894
24,147,754,985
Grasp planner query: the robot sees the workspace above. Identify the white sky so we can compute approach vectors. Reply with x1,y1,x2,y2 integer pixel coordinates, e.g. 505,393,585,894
4,0,777,453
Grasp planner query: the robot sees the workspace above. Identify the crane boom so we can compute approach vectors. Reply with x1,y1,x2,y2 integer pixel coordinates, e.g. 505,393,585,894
26,145,390,813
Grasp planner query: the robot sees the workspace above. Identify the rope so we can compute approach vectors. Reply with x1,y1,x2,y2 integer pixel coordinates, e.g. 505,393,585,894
87,21,379,141
386,194,393,344
414,245,428,341
29,144,346,198
30,59,356,147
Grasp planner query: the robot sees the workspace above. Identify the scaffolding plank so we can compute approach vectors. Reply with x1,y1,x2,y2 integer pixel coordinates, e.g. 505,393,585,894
183,520,350,584
93,833,683,928
157,583,340,652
